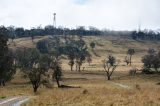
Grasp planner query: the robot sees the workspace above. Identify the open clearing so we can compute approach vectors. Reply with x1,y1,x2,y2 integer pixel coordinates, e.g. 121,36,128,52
0,35,160,106
1,71,160,106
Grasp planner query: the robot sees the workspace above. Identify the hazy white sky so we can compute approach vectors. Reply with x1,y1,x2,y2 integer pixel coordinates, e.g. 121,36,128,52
0,0,160,30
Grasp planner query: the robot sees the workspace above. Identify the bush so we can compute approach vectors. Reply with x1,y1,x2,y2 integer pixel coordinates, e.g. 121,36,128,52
129,68,137,76
142,49,160,73
141,68,154,74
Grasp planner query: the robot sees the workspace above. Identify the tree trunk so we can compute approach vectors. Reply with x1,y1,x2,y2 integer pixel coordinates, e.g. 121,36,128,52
130,55,132,66
2,80,5,86
56,77,60,87
0,79,5,86
33,84,38,93
107,76,111,80
32,81,39,93
0,80,1,86
56,80,60,87
33,87,38,93
78,66,81,72
76,65,78,71
71,65,73,71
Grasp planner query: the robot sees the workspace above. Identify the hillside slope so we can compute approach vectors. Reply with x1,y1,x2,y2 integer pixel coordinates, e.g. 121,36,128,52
8,35,160,72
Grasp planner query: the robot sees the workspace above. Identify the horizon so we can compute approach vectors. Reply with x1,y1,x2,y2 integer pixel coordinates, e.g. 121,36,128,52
0,0,160,30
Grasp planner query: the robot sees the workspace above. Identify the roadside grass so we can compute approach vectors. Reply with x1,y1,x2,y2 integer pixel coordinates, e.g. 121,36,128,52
1,70,160,106
21,74,160,106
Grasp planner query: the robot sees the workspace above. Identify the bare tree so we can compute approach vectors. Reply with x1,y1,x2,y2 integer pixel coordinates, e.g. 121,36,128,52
127,48,135,66
103,55,119,80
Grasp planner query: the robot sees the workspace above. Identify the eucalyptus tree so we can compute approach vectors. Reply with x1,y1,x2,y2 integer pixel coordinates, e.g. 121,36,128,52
64,38,89,72
71,39,89,72
65,45,76,71
142,49,160,73
15,48,51,92
0,27,16,86
49,48,63,87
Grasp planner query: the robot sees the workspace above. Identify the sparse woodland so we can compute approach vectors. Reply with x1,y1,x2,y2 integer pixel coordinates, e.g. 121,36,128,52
6,25,160,41
0,26,160,106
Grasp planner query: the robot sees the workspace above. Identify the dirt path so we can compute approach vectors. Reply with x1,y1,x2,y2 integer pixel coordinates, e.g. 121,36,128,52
0,96,31,106
111,82,131,89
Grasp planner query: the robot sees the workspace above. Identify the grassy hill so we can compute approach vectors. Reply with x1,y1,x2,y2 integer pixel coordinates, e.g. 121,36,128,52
8,35,160,72
0,35,160,106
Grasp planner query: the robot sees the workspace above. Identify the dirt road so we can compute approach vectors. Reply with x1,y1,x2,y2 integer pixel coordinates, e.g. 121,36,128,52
0,96,31,106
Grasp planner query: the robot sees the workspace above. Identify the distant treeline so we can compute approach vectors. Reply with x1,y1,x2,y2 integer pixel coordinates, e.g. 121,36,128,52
5,25,160,41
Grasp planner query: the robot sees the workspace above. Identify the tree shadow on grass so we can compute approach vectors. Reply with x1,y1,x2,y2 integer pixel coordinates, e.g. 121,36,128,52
10,81,31,85
59,84,81,89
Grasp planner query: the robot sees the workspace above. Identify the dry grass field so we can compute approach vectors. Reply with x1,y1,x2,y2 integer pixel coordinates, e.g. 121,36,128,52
0,35,160,106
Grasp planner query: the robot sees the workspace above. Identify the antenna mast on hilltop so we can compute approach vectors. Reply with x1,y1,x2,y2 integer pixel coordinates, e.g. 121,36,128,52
53,13,56,36
53,13,56,28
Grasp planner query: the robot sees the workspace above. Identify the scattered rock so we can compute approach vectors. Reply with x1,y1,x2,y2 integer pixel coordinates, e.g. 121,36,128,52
135,84,141,90
82,89,88,94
